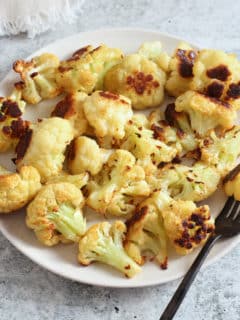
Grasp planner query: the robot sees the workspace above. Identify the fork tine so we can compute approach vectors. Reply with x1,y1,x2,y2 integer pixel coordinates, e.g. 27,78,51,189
216,197,235,222
227,201,240,219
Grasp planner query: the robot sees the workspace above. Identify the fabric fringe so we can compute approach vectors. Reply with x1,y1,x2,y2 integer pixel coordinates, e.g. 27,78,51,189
0,0,85,38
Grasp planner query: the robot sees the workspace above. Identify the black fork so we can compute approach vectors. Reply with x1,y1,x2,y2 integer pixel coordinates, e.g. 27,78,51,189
160,196,240,320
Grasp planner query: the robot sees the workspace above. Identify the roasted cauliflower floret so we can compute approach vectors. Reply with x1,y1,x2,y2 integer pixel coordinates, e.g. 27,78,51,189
83,91,133,142
67,136,112,176
56,45,123,94
138,41,170,71
26,182,86,246
86,150,150,216
121,114,180,175
124,197,168,269
104,53,166,109
0,165,41,213
200,126,240,176
191,49,240,109
175,90,236,136
166,42,198,97
15,117,74,182
13,53,61,104
78,221,141,278
147,162,221,202
46,171,89,189
223,164,240,200
51,91,90,137
161,197,214,255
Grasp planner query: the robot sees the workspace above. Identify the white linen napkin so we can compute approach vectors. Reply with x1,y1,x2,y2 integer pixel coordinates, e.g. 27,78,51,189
0,0,85,38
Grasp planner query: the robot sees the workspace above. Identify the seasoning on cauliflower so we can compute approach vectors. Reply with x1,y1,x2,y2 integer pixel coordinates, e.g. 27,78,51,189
67,136,113,176
15,117,74,182
138,41,170,71
147,162,221,202
26,182,86,246
200,126,240,176
0,92,29,152
120,114,180,175
78,221,141,278
166,42,198,97
83,91,133,143
0,165,41,213
104,53,166,109
46,171,89,189
161,195,214,255
191,49,240,109
223,163,240,200
124,195,168,269
13,53,61,104
56,45,123,94
175,90,236,136
51,91,90,137
86,149,150,216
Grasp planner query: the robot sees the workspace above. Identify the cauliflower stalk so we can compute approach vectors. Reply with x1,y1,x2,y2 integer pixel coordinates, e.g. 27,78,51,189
0,165,41,213
86,150,150,216
26,182,86,245
13,53,61,104
78,221,141,278
200,126,240,176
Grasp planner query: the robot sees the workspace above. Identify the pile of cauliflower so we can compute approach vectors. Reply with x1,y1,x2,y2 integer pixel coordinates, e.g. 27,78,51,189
1,40,240,279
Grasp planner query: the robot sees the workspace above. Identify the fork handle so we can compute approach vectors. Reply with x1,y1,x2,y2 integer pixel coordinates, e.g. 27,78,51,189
160,234,222,320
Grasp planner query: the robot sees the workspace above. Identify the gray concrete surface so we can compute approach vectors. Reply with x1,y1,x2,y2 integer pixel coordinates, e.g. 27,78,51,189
0,0,240,319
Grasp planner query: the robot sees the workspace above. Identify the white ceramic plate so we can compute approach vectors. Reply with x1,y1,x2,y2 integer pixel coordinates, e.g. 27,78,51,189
0,28,239,288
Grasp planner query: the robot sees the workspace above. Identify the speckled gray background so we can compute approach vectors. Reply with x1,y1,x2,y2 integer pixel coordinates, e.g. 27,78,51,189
0,0,240,319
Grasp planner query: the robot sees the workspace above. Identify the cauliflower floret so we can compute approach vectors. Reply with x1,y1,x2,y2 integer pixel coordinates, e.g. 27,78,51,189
138,41,170,71
200,126,240,176
67,136,113,175
223,164,240,200
15,117,74,182
147,162,221,202
56,45,123,94
83,91,133,142
86,150,150,216
124,196,168,269
51,91,90,137
46,171,89,189
191,49,240,109
0,165,41,213
161,196,214,255
78,221,141,278
13,53,61,104
166,42,198,97
104,53,166,109
26,182,86,246
175,90,236,136
120,114,180,175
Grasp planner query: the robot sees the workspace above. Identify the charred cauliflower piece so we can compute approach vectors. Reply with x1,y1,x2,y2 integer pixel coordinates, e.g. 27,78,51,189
0,165,41,213
200,126,240,176
166,42,198,97
175,90,236,136
67,136,112,175
104,54,166,109
83,91,133,143
191,49,240,109
124,194,168,269
86,150,150,216
161,197,214,255
121,114,180,175
26,182,86,246
147,162,220,202
15,117,74,182
13,53,61,104
51,91,89,137
223,164,240,200
56,45,123,94
0,92,28,152
78,221,141,278
138,41,170,71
